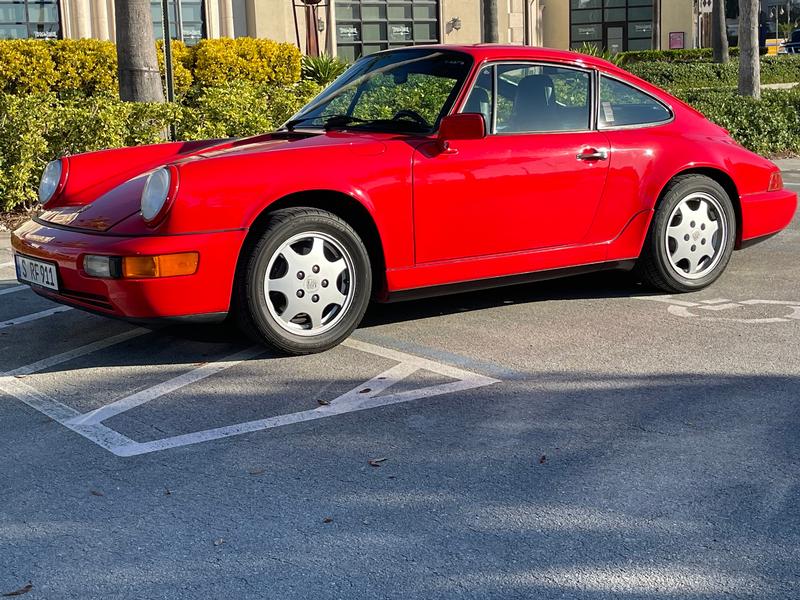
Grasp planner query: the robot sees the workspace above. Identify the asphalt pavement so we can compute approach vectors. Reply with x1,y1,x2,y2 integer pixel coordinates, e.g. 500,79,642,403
1,166,799,599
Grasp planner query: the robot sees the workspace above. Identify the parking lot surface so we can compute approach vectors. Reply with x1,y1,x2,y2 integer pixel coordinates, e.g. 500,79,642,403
1,172,799,599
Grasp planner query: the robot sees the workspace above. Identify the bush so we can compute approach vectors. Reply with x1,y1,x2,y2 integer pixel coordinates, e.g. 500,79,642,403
679,88,800,156
626,56,800,90
0,40,56,95
192,38,302,88
49,39,118,97
301,54,349,85
617,46,768,65
156,39,194,97
179,80,320,139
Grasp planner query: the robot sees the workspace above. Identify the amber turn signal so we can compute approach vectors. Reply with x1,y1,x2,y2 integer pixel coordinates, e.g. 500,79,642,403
122,252,199,278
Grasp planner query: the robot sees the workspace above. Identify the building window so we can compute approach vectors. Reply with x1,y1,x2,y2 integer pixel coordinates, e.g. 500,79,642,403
0,0,60,40
151,0,205,45
570,0,653,54
335,0,440,62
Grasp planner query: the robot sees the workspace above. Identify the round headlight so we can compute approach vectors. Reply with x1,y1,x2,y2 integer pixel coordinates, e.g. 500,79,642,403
141,168,172,223
39,160,62,205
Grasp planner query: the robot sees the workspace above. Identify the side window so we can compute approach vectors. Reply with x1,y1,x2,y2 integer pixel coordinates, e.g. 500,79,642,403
462,67,493,129
599,76,671,128
497,64,590,133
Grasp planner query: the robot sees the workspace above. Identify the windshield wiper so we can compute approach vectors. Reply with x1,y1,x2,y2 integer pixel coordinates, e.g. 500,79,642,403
283,114,371,131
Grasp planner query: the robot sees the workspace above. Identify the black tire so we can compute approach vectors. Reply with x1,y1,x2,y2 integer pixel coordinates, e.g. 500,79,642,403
234,207,372,355
636,175,736,293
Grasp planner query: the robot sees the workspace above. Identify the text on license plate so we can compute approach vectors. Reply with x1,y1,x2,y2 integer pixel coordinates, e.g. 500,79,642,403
15,255,59,291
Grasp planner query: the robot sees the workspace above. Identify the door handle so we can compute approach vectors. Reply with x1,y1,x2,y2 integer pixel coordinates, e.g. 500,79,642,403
577,148,609,162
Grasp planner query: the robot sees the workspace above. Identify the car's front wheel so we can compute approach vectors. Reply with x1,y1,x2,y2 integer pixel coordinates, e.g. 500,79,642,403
637,175,736,293
236,208,372,355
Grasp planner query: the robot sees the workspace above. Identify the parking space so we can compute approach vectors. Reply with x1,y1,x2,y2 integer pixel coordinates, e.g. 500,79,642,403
1,174,799,599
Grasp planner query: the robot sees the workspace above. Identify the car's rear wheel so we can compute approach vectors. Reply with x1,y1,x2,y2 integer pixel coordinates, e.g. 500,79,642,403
637,175,736,293
236,208,372,355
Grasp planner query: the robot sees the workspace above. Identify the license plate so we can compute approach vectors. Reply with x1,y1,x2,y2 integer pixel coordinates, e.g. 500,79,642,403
15,254,59,292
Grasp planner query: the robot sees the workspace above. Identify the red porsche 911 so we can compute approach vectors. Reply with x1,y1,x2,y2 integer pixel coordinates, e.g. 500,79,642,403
12,45,797,354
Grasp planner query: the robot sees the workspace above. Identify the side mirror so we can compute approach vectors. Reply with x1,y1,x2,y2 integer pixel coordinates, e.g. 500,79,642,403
438,113,486,144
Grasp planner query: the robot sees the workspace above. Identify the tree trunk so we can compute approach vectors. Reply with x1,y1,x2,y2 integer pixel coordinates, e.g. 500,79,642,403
738,0,760,98
652,0,661,50
482,0,499,43
713,0,730,62
115,0,164,102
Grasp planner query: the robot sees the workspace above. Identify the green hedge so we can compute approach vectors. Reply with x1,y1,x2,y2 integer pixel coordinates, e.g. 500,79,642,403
0,38,301,98
626,56,800,90
616,46,769,65
677,88,800,156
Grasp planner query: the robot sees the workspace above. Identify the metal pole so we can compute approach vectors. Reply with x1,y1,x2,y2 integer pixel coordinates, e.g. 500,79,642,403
175,0,184,43
161,0,175,104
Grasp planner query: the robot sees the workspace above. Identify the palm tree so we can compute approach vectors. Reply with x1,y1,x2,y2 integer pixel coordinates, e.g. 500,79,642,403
115,0,164,102
713,0,730,63
738,0,761,98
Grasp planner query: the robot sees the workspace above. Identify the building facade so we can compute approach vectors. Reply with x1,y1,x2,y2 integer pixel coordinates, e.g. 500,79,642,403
1,0,698,57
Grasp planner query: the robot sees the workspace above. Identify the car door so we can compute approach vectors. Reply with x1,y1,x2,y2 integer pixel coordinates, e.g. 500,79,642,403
412,62,611,264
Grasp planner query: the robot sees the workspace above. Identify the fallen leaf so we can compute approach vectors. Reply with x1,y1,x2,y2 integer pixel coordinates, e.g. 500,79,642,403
322,517,333,524
317,398,331,406
248,468,265,476
164,487,171,496
359,388,372,394
539,455,547,464
2,582,32,597
213,538,225,546
12,375,25,379
90,490,104,497
368,458,387,467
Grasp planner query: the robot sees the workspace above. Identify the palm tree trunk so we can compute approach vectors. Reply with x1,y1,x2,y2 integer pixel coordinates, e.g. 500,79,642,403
738,0,761,98
115,0,165,102
713,0,730,63
482,0,499,43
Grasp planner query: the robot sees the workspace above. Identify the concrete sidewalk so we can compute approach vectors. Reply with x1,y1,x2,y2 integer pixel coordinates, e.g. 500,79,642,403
773,158,800,173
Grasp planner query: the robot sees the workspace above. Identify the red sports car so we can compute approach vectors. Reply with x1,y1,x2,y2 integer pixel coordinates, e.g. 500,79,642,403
12,45,797,354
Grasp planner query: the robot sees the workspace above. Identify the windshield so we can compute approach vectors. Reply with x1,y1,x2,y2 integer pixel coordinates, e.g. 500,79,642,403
283,49,473,134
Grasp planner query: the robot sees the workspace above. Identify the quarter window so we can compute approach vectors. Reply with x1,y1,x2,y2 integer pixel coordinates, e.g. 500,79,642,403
599,75,671,128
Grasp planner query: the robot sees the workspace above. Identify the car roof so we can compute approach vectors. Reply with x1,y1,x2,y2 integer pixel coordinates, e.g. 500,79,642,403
377,44,621,72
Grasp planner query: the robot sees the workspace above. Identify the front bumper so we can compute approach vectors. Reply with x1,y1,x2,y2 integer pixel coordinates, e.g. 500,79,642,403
11,220,247,320
739,188,798,244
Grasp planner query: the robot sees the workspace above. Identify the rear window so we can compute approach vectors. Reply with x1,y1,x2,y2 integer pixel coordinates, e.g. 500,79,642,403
599,75,671,129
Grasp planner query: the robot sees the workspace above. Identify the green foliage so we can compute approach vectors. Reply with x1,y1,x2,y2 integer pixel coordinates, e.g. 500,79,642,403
0,40,56,95
679,88,800,156
179,80,321,139
616,46,770,66
625,56,800,90
301,54,349,86
575,42,623,66
192,38,302,88
156,39,194,97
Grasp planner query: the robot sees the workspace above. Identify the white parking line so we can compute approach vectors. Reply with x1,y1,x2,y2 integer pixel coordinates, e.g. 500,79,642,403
0,306,72,330
1,330,501,456
69,345,265,426
0,285,27,296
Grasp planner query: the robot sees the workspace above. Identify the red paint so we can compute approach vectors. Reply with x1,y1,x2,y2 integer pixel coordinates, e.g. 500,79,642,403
12,45,797,320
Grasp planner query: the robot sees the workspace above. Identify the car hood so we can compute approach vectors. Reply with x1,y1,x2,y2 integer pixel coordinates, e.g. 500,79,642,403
38,131,393,233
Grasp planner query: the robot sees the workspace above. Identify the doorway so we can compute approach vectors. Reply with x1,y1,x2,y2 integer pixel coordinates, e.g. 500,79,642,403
604,22,626,55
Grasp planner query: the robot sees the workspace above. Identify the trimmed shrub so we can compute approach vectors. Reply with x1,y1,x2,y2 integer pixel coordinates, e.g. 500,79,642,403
626,56,800,90
617,46,768,65
0,40,56,95
49,39,118,97
678,88,800,156
179,80,321,139
192,38,302,88
156,39,194,96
